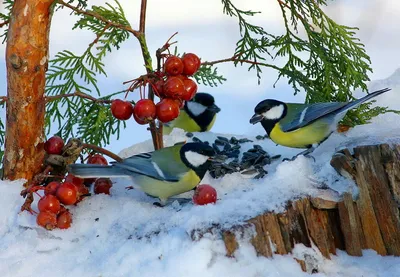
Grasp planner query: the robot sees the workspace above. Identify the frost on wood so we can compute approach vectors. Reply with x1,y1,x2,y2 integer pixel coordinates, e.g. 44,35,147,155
3,0,55,181
207,144,400,273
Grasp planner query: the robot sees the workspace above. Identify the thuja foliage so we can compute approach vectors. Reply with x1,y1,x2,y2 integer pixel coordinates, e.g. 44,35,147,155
0,0,394,163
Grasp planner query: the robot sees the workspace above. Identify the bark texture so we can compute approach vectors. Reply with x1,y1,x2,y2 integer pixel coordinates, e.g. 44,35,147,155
4,0,54,181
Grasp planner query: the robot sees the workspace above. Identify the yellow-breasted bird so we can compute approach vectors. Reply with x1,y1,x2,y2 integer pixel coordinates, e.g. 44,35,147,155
68,142,216,206
163,92,221,135
250,88,391,157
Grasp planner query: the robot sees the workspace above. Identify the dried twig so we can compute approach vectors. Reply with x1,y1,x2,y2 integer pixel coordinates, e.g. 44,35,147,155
57,0,141,38
45,91,112,104
82,143,123,162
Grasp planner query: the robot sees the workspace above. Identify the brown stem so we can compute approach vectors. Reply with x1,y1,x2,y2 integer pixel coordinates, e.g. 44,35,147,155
201,55,282,71
89,23,111,48
0,96,7,104
82,143,123,162
45,91,112,104
0,20,9,28
139,0,147,33
57,0,141,38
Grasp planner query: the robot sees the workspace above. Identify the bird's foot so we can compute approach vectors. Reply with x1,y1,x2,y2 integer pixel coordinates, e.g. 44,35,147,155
283,147,317,162
152,197,192,207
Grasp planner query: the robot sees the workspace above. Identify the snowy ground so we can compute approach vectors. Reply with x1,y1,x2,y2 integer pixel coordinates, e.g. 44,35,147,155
1,106,400,276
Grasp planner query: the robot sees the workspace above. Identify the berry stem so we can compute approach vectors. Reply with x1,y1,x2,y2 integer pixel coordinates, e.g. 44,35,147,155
82,143,123,162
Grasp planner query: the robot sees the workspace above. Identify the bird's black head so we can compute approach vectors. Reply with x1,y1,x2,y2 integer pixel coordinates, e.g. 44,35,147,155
180,142,216,178
184,93,221,131
250,99,287,135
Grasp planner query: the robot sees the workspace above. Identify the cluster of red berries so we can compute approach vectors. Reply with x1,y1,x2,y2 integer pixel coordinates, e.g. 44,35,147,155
110,53,201,124
34,136,113,230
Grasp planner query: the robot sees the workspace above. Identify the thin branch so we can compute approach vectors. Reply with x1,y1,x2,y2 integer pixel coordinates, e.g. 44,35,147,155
139,0,147,33
89,23,111,48
57,0,141,38
82,143,123,162
0,96,7,104
45,91,112,104
0,20,9,28
201,55,283,71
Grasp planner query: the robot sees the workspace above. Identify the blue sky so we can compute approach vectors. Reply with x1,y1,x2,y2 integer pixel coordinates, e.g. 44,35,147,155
1,0,399,155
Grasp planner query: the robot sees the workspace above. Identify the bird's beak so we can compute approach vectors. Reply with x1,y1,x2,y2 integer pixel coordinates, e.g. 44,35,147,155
250,114,263,124
208,104,221,113
208,154,226,163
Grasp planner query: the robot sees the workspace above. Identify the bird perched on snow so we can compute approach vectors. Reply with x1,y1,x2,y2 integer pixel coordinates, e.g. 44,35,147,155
163,92,221,135
68,142,216,206
249,88,391,158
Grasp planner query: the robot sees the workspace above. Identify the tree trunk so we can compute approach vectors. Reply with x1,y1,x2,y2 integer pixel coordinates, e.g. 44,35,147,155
193,144,400,273
3,0,54,181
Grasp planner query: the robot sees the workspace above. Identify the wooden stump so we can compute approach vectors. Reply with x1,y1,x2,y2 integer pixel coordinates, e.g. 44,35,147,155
219,144,400,272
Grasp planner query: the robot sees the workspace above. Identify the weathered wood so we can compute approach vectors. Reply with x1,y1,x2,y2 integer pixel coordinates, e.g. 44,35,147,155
220,144,400,271
338,193,363,256
222,230,238,257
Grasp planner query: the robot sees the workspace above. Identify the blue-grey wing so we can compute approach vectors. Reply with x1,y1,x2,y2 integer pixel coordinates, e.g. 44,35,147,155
110,146,185,182
280,102,348,132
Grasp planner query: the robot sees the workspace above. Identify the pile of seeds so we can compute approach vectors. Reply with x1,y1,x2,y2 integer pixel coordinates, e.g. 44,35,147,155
186,133,281,179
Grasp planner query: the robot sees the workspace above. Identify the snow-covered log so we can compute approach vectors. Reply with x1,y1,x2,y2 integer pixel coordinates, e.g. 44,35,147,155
220,144,400,273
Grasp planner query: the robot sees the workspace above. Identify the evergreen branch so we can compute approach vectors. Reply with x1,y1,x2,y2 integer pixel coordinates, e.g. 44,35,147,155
46,91,113,104
57,0,141,38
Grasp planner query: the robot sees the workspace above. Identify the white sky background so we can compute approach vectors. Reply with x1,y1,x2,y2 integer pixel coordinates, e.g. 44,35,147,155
0,0,399,154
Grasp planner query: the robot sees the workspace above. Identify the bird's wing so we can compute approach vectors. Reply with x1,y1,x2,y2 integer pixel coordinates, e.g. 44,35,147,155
280,102,348,132
111,144,186,182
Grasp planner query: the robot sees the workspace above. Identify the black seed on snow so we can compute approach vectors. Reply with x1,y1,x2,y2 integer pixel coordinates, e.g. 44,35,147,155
223,144,232,151
230,137,238,144
238,138,253,143
186,132,194,138
262,158,271,165
271,155,282,160
192,137,202,142
217,136,229,143
214,139,227,146
256,135,264,140
231,145,241,150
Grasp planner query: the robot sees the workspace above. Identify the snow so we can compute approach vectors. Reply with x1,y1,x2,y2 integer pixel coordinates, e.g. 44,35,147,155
1,80,400,276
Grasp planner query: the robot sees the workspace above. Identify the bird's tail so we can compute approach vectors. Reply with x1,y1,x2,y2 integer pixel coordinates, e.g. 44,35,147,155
68,164,129,178
340,88,391,112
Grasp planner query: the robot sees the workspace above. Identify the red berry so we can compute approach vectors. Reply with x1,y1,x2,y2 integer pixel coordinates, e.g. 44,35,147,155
133,112,147,125
182,79,198,101
176,74,188,82
193,184,217,205
164,56,184,76
56,182,78,205
156,99,180,123
94,178,113,195
182,53,201,76
88,154,108,165
65,173,84,187
175,98,185,109
133,99,156,123
38,195,61,214
44,136,64,155
111,99,133,120
163,77,185,99
44,181,61,196
36,211,57,230
57,210,73,229
153,79,166,98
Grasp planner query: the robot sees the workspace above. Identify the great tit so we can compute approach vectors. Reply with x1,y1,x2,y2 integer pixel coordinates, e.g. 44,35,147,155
163,92,221,135
250,88,391,157
68,142,216,205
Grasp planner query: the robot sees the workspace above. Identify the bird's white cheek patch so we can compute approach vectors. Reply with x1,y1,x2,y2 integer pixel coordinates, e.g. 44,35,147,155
185,151,209,167
187,102,207,116
263,104,285,120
